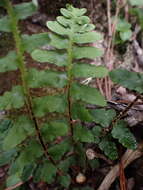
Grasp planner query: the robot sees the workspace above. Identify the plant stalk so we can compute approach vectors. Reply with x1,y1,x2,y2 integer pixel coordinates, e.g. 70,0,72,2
5,0,56,165
67,36,74,137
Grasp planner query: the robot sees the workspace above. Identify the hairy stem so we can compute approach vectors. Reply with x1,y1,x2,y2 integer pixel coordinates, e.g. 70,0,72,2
67,36,74,137
5,0,56,165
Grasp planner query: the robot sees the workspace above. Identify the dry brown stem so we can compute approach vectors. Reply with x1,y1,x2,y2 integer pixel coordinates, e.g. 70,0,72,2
97,144,143,190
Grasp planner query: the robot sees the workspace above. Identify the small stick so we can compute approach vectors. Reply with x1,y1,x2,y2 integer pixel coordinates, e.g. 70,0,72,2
97,143,143,190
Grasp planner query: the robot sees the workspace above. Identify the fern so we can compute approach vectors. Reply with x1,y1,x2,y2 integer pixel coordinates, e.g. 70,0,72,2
0,1,138,188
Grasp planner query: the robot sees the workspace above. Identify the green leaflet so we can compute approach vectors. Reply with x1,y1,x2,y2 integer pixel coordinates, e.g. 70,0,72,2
92,126,102,143
21,164,35,182
109,69,143,93
47,21,71,36
31,49,68,66
48,139,71,161
116,18,131,32
27,68,67,88
58,174,71,188
111,120,137,149
71,83,107,106
57,16,73,27
6,173,21,187
60,5,87,17
13,1,37,20
130,8,143,29
119,29,132,41
90,109,116,128
40,161,57,183
75,143,86,167
73,46,103,59
0,2,37,32
42,121,69,142
3,116,35,150
0,16,11,32
72,103,94,122
49,33,69,49
73,125,94,143
99,136,118,160
0,51,17,72
73,31,103,44
22,33,50,53
33,95,67,117
115,18,132,42
0,149,17,167
0,120,12,143
0,86,25,110
58,156,75,172
17,140,43,164
72,64,108,78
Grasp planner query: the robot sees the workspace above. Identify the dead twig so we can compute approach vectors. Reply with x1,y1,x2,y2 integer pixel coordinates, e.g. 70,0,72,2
97,143,143,190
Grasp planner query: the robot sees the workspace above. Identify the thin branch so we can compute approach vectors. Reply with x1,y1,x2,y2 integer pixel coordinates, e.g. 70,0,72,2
97,143,143,190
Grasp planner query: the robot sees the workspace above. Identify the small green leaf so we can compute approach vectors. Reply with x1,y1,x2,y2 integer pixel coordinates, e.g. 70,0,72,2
90,109,116,127
17,140,43,166
49,139,71,161
73,46,103,59
73,31,103,44
111,120,137,149
0,16,11,32
42,121,69,141
130,8,143,29
129,0,143,6
33,95,67,117
0,51,17,72
60,7,73,18
116,18,131,32
3,116,34,150
73,125,94,143
57,16,72,27
0,86,25,110
58,156,75,172
72,64,108,78
49,33,69,49
14,2,37,19
109,69,143,93
71,83,106,106
28,68,67,88
6,173,21,187
99,136,118,160
40,161,57,183
49,122,69,135
92,126,102,143
22,33,50,53
0,149,16,166
120,30,132,41
61,5,87,17
31,49,68,66
72,103,94,122
75,143,86,167
47,21,71,35
21,164,35,182
58,174,71,188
